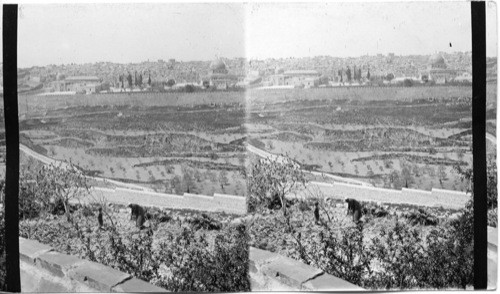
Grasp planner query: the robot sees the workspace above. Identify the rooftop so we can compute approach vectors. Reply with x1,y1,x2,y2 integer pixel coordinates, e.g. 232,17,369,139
283,70,320,76
65,76,100,82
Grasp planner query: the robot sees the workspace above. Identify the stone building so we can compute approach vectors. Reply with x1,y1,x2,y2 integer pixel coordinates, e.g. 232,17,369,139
54,75,102,93
202,58,239,90
425,54,458,84
266,68,322,88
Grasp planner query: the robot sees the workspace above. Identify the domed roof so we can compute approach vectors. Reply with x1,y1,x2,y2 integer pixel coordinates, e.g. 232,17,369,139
429,54,446,66
210,59,226,71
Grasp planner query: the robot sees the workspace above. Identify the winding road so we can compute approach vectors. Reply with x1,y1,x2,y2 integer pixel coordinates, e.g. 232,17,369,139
19,144,153,192
246,143,372,187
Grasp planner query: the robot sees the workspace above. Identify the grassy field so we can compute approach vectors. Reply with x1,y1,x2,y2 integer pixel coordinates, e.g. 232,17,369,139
18,91,246,117
19,84,496,194
19,101,248,196
246,86,489,191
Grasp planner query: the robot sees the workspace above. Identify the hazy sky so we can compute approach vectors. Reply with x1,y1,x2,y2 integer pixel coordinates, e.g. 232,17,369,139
15,2,498,67
18,3,246,67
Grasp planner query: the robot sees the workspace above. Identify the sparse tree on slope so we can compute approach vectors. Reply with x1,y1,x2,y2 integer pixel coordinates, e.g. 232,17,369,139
248,156,306,215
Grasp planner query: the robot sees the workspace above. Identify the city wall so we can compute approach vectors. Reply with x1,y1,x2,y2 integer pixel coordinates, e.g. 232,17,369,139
88,187,247,215
295,181,469,210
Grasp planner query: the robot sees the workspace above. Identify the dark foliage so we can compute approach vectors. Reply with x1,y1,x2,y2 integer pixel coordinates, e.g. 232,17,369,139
188,213,222,231
402,208,438,226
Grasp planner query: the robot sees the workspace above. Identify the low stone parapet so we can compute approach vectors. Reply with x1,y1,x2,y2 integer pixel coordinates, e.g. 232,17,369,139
249,247,363,291
19,237,168,292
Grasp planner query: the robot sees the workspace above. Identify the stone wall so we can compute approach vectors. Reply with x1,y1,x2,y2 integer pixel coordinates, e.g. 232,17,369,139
294,181,469,210
488,226,498,289
19,237,167,292
88,187,247,215
249,247,363,291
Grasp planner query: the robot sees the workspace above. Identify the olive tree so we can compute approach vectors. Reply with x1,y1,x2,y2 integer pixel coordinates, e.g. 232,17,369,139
23,162,90,221
248,155,306,215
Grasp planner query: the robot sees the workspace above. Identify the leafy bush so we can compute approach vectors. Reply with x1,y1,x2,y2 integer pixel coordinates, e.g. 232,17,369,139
155,224,250,292
487,156,497,209
363,203,388,218
297,200,311,212
488,207,497,228
403,208,438,226
311,224,373,286
368,221,426,289
19,204,249,292
188,213,221,231
248,160,475,289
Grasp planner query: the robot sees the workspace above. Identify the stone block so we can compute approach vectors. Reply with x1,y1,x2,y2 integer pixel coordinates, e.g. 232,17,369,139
249,247,280,272
70,260,131,292
19,237,53,264
488,226,498,248
36,251,84,278
262,256,323,288
302,273,364,291
112,277,168,292
37,277,73,292
249,275,266,291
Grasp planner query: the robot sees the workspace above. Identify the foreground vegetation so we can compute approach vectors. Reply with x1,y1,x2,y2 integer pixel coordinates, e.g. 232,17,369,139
1,160,250,292
247,155,497,290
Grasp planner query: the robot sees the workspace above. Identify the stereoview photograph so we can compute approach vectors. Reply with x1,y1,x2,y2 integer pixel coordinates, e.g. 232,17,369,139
0,1,497,292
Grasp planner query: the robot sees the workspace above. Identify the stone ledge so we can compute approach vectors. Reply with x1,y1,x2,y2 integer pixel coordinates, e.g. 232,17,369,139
19,237,53,264
19,237,169,292
68,260,132,292
488,226,497,248
249,247,280,273
262,256,323,288
302,272,365,291
249,246,362,290
36,251,85,278
112,277,169,292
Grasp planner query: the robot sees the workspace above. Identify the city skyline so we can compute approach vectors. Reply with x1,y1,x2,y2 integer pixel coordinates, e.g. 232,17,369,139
15,2,498,68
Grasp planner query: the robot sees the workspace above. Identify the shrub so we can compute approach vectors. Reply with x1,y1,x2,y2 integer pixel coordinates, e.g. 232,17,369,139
310,223,373,286
368,220,426,289
403,208,438,226
363,203,388,218
19,192,250,292
155,224,250,292
297,201,311,212
487,156,497,209
188,213,222,231
488,207,497,228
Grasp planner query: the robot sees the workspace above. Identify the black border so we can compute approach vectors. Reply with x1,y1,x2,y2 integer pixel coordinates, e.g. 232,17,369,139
471,1,488,290
2,4,20,293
